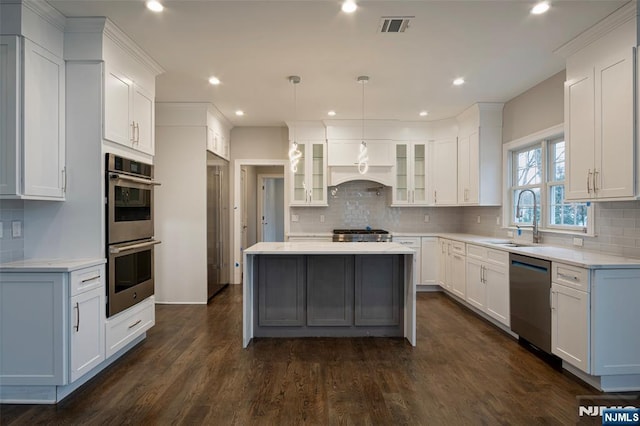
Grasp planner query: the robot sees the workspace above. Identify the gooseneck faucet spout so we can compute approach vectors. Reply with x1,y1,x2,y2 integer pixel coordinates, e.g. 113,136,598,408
515,189,541,244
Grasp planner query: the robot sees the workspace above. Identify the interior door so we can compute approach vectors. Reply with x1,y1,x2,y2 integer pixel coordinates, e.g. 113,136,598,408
261,177,285,242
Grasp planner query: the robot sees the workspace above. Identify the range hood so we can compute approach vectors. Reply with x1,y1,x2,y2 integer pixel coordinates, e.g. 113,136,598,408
327,140,394,186
328,165,393,186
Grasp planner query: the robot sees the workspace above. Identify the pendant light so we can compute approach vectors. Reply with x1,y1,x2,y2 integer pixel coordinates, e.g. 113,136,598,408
357,75,369,175
288,76,302,173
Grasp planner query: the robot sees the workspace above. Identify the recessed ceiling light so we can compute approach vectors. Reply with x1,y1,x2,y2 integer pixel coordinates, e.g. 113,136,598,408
235,110,244,116
531,1,550,14
453,78,465,86
146,0,164,12
341,1,357,13
208,76,221,85
419,111,428,117
328,110,337,116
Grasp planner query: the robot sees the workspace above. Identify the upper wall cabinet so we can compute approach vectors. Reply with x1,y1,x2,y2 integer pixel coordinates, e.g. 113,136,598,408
456,103,503,206
0,1,67,200
290,140,327,206
431,138,458,205
558,3,637,202
65,18,164,159
392,142,429,206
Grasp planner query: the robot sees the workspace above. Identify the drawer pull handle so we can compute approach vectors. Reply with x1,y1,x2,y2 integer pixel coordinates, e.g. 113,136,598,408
558,272,578,281
128,319,142,329
81,275,101,283
74,302,80,332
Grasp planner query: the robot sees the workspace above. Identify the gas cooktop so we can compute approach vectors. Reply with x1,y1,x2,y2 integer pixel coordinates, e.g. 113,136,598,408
332,229,392,242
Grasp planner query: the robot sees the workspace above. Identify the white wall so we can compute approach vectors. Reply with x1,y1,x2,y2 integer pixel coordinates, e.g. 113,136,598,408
502,70,565,143
155,126,208,303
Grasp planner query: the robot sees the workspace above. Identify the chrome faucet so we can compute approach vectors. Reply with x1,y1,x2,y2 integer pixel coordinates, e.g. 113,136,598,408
515,189,541,244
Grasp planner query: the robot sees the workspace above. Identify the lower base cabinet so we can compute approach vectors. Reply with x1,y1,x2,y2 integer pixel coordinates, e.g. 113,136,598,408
256,254,403,332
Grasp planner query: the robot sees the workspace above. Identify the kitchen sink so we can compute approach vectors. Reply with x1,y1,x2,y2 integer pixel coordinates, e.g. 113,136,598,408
480,240,531,248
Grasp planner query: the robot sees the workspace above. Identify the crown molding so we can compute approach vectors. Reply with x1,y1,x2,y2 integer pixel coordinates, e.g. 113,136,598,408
554,1,636,58
103,19,165,76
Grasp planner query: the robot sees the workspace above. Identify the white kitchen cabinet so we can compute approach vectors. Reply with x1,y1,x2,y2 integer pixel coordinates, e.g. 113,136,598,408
327,140,394,167
104,66,155,155
290,140,327,206
430,139,457,205
437,238,448,289
438,238,466,297
450,247,466,299
465,244,510,326
0,264,105,387
562,15,636,201
420,237,438,285
456,103,503,206
551,282,589,372
0,36,65,200
392,142,429,206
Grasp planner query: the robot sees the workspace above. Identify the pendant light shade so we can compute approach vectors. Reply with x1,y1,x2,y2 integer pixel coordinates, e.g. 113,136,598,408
357,75,369,175
288,76,302,173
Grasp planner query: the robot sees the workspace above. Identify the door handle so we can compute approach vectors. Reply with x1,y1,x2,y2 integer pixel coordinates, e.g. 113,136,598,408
74,302,80,332
587,169,592,194
593,169,599,193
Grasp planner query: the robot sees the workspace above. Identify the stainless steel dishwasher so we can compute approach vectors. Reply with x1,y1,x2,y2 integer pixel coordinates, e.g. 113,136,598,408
509,253,552,354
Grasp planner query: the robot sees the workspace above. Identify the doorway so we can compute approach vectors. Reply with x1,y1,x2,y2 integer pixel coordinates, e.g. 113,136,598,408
257,175,285,242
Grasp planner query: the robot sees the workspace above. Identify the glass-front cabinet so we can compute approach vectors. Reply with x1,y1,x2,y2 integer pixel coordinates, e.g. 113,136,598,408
392,142,428,206
290,140,327,206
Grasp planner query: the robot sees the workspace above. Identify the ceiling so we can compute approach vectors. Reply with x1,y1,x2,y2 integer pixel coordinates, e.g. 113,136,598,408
49,0,627,127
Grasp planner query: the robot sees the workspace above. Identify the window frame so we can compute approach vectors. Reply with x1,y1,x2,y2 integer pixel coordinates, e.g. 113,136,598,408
503,124,594,236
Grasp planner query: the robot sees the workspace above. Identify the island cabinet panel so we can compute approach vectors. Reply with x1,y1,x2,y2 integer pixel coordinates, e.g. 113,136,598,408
354,255,402,326
307,255,354,326
258,255,305,326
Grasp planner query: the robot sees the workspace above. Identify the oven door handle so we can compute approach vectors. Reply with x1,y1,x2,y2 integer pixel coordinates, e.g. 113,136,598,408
109,173,161,186
110,239,161,254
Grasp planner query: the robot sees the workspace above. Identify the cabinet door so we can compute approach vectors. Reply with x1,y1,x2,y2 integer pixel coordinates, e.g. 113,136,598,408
308,142,326,205
450,253,466,298
395,238,421,284
0,273,66,385
133,85,154,155
564,71,595,201
0,36,20,196
22,38,65,198
420,237,438,285
485,263,509,326
355,255,401,326
431,138,457,205
594,48,635,199
437,239,448,288
394,143,410,204
258,255,305,326
457,134,470,204
551,283,589,372
465,258,485,310
412,143,428,204
70,287,105,382
104,67,133,146
307,255,354,326
466,131,480,204
290,142,307,205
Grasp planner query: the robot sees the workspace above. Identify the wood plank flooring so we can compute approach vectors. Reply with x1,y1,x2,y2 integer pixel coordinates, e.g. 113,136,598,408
1,286,599,425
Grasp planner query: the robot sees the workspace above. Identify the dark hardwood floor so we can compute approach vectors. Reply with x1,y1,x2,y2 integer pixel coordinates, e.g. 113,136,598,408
1,286,599,425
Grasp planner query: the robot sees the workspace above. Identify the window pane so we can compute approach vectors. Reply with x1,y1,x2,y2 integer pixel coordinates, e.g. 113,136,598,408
549,140,565,182
513,188,541,224
515,146,542,186
549,184,588,227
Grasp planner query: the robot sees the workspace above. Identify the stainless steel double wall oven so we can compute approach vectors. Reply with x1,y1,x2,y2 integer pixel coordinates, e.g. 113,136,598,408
106,154,160,317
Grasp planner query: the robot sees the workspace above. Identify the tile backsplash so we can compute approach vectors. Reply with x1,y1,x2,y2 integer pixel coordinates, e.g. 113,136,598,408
290,181,640,259
0,200,25,263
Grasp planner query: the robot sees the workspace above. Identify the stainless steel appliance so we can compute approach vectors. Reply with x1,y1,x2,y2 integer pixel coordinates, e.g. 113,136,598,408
332,229,392,242
509,253,552,353
207,153,229,299
106,154,160,317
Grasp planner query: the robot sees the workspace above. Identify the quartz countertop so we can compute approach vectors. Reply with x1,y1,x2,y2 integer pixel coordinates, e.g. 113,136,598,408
244,242,415,255
0,258,106,273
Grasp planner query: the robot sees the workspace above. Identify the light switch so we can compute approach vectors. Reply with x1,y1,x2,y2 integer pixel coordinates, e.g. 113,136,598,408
12,221,22,238
573,237,584,247
424,215,430,223
320,215,325,223
476,216,481,224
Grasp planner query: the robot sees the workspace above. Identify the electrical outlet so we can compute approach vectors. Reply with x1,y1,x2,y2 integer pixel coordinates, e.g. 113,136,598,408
476,215,481,224
320,215,325,223
496,216,501,225
12,221,22,238
291,214,299,222
424,215,430,223
507,230,514,238
573,237,584,247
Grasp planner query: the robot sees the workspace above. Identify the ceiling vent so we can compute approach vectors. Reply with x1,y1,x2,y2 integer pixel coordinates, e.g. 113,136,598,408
378,16,413,33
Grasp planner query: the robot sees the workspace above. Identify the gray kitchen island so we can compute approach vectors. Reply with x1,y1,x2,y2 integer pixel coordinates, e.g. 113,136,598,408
242,242,416,347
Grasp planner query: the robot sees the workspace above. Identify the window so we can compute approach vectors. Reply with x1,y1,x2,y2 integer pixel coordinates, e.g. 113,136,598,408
505,127,592,235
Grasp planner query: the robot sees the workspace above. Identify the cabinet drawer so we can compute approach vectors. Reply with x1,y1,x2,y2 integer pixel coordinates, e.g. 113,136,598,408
450,241,466,256
105,296,155,358
466,244,486,260
394,237,421,248
486,249,509,267
70,265,104,296
552,263,589,291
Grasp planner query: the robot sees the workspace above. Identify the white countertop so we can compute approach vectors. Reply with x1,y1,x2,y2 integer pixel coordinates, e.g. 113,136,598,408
437,233,640,269
0,258,106,273
244,242,415,255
